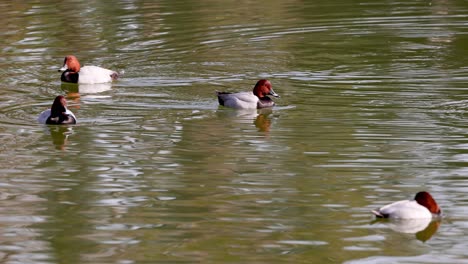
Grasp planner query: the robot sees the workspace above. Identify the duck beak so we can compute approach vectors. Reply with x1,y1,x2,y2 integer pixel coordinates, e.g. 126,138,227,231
58,64,68,72
269,89,280,98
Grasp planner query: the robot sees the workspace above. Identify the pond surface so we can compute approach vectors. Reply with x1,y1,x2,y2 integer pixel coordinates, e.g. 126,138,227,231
1,0,468,263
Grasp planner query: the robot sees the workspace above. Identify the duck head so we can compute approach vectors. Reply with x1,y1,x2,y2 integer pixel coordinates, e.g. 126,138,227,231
50,95,68,116
46,95,76,125
59,55,81,73
253,79,279,99
415,191,441,215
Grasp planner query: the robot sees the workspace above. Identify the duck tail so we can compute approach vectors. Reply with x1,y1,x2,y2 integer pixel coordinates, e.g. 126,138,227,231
111,70,125,80
215,91,225,106
110,71,119,80
371,210,387,218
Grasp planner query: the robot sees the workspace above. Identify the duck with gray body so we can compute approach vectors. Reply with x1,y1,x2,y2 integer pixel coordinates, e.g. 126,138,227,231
58,55,118,84
217,79,279,109
37,96,76,125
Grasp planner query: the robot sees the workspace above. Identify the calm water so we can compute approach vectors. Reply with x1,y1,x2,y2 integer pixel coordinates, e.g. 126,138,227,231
1,0,468,263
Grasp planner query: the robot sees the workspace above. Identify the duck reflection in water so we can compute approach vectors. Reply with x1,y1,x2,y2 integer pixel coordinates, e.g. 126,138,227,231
372,218,441,242
47,126,75,150
254,108,273,132
61,81,112,95
216,108,273,133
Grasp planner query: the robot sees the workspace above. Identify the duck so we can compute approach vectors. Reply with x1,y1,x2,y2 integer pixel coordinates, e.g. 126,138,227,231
216,79,280,109
372,191,441,219
37,95,77,125
58,55,118,84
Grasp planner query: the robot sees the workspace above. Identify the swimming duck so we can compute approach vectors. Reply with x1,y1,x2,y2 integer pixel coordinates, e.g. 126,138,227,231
372,191,441,219
37,95,77,125
216,79,279,109
58,55,118,84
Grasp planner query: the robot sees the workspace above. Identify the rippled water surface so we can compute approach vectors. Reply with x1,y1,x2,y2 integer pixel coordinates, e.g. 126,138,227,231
1,0,468,263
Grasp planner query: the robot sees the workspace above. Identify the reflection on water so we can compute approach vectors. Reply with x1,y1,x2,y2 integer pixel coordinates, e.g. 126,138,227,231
216,108,274,133
254,112,272,132
416,221,441,242
372,218,440,242
1,0,468,263
60,82,113,94
46,126,75,150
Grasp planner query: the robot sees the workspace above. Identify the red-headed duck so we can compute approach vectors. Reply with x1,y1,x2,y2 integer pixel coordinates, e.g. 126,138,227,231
216,79,279,109
37,96,77,125
372,191,441,219
58,55,118,84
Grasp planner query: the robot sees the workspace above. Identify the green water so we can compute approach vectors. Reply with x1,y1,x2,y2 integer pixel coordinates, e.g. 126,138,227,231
1,1,468,263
